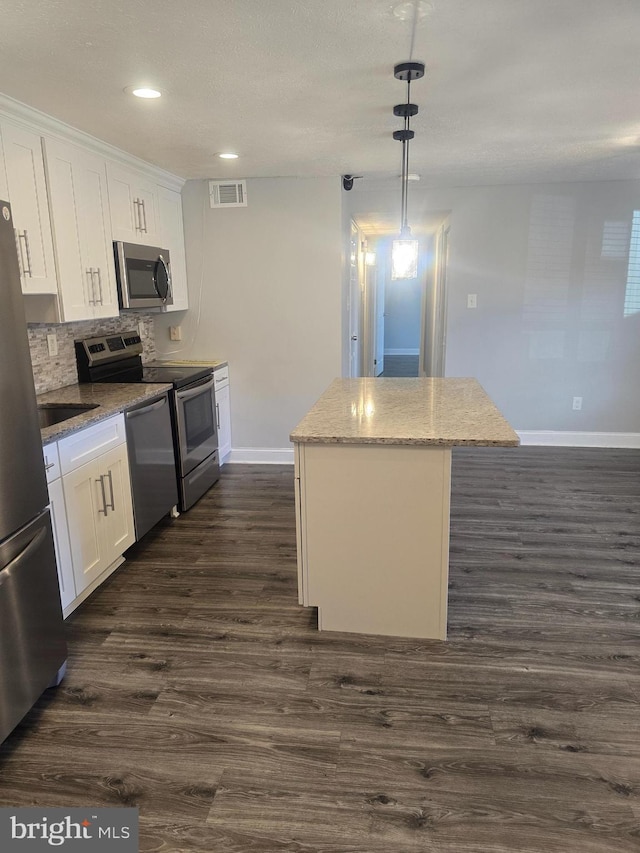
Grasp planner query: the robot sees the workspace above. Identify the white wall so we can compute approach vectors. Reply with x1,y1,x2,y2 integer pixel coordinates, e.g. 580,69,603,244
154,177,343,459
349,179,640,436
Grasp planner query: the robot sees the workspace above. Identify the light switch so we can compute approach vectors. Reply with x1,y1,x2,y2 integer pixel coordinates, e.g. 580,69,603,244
467,294,477,309
169,325,182,341
46,333,58,357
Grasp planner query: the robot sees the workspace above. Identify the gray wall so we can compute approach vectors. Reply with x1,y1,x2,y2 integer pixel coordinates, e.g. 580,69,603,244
154,177,343,455
349,180,640,434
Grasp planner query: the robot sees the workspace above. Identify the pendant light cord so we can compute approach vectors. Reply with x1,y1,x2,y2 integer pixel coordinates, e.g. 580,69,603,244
401,76,412,235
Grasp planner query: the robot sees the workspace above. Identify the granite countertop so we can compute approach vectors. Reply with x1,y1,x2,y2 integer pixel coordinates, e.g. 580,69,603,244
290,378,520,447
38,383,173,445
158,359,228,369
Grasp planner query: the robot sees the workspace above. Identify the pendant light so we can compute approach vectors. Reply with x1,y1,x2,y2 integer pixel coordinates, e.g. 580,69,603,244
391,61,425,280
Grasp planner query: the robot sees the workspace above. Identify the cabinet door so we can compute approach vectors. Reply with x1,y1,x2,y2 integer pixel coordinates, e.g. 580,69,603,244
215,382,231,463
76,150,119,318
98,443,135,564
44,138,119,322
47,478,76,612
0,121,57,294
107,163,159,244
63,456,105,594
157,185,189,311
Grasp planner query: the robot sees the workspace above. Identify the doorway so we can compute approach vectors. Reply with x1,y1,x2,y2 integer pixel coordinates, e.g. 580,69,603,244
352,214,451,378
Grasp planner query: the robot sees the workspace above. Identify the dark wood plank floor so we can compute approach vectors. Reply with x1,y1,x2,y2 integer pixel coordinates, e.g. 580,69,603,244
1,447,639,852
380,354,419,376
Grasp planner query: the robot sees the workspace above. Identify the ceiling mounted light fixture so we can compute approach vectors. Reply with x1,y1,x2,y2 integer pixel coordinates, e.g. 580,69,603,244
391,60,425,280
218,152,239,160
125,86,162,99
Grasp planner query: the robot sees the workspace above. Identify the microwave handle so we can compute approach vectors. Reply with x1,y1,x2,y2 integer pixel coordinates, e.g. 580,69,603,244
175,375,215,402
156,254,172,303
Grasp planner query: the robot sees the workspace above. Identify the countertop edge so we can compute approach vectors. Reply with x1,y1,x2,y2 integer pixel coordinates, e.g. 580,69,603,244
289,434,520,447
39,383,173,445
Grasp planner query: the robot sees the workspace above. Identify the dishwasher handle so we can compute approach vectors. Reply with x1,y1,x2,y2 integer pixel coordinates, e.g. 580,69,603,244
125,395,169,419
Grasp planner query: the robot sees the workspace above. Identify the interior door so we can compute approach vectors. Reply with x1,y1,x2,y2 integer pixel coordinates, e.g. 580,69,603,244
348,222,361,377
374,262,385,376
420,220,450,377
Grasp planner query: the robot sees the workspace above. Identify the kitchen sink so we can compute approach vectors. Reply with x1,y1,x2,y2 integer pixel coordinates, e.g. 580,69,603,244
37,403,99,429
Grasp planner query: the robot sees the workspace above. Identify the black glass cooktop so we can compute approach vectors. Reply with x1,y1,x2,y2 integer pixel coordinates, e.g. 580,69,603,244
141,362,213,389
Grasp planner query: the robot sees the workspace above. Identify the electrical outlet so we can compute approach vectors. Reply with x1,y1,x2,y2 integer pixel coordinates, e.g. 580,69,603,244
572,396,583,411
467,293,477,309
169,325,182,342
46,333,58,357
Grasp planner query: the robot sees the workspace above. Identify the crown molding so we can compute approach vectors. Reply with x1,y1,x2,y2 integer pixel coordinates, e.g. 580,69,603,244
0,92,184,191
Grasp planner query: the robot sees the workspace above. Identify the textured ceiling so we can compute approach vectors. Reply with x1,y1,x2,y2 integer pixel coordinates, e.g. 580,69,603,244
1,1,640,186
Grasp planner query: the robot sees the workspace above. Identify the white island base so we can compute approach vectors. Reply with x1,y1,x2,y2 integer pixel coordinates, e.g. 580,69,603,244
295,442,452,640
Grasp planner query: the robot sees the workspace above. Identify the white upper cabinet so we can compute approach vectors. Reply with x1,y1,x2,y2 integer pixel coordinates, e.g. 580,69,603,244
157,184,189,311
0,131,8,201
43,137,119,321
0,119,58,294
107,162,160,245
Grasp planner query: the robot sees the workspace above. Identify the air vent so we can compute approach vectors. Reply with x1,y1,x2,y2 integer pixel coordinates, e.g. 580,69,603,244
209,180,247,208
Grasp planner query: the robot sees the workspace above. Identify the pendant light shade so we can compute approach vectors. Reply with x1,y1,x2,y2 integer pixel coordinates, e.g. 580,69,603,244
391,238,419,280
391,60,425,280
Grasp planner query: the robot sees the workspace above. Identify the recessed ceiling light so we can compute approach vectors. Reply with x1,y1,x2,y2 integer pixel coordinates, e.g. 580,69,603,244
392,1,434,22
125,86,162,99
218,152,239,160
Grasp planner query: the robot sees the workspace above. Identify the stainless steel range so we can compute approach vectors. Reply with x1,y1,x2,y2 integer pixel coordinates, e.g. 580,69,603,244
75,333,219,511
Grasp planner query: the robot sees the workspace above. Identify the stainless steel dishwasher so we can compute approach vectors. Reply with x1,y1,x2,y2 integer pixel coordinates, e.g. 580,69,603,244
125,393,179,540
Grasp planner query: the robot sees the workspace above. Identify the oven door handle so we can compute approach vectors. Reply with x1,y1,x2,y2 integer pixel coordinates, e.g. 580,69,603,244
176,375,215,402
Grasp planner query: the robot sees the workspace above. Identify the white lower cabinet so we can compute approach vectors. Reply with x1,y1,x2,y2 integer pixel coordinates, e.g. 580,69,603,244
44,442,76,613
47,478,76,612
52,414,135,613
214,365,231,463
63,440,134,596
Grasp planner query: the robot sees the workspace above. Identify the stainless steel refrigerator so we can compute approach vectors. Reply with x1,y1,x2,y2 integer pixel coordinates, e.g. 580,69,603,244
0,200,67,743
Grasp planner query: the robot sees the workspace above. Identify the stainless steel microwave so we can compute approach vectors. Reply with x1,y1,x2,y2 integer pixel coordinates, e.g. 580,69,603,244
114,241,173,309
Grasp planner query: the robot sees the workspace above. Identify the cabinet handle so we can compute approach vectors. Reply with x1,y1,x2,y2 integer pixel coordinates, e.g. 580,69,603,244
106,469,115,512
94,268,103,305
86,268,96,304
16,230,31,277
23,230,33,278
14,229,24,277
44,461,55,471
96,475,108,515
133,198,141,232
216,402,220,430
139,199,148,233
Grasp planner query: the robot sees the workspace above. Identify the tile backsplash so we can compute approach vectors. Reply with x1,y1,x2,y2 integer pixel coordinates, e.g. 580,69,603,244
28,314,157,394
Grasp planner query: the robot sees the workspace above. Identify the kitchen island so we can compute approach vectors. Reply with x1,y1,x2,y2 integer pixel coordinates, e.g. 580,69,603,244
290,378,519,640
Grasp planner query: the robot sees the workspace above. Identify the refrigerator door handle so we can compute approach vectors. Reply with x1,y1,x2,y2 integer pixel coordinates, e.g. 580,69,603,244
0,525,46,587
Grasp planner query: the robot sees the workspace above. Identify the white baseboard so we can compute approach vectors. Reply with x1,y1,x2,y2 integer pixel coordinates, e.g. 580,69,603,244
384,348,420,356
517,430,640,449
227,447,294,464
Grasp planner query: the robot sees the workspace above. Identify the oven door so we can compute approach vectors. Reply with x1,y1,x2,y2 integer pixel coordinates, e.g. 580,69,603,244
175,375,218,476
